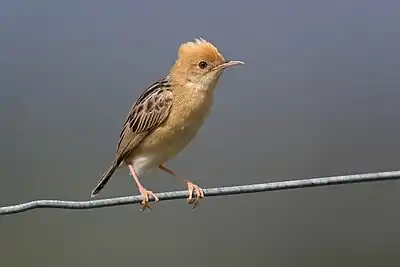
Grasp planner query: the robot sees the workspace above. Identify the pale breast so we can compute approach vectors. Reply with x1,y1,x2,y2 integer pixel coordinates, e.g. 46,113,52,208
128,90,213,172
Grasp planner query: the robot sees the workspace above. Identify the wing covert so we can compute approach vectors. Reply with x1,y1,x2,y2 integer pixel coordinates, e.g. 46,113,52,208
116,77,173,158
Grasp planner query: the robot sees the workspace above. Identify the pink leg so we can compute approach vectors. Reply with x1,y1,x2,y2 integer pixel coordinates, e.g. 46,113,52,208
129,165,159,211
159,164,204,209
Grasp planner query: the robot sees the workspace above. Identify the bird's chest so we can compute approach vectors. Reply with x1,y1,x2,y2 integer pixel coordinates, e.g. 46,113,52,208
169,117,203,145
136,90,212,164
161,92,212,150
169,98,211,141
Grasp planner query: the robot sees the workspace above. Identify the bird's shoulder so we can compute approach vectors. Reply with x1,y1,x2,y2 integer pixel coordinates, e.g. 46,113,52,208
115,76,174,157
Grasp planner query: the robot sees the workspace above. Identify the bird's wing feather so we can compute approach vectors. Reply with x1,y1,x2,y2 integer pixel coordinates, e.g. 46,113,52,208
115,77,174,161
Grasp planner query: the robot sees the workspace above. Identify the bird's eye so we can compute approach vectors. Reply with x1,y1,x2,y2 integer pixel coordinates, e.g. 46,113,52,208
198,61,208,69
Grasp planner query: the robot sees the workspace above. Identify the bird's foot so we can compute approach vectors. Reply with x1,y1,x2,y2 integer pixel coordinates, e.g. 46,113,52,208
186,181,205,209
138,186,159,211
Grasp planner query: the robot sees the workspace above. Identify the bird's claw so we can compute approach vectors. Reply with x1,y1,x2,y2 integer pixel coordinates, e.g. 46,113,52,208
186,182,204,209
138,187,159,211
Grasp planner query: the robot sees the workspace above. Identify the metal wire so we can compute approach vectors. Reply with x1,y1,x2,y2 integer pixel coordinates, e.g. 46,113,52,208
1,170,400,215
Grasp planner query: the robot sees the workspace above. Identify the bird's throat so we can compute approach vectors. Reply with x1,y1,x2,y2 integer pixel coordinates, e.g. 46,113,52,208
185,81,211,92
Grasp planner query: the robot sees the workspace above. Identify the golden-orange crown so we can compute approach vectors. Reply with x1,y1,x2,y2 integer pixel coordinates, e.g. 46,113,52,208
177,38,225,63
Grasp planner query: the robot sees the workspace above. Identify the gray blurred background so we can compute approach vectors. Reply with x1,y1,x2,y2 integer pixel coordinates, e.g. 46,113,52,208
1,0,400,266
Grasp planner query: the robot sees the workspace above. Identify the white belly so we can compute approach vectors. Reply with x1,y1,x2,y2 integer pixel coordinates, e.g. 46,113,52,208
131,123,203,175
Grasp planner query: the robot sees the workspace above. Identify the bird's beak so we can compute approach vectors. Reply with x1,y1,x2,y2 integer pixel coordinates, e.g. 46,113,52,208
213,60,245,71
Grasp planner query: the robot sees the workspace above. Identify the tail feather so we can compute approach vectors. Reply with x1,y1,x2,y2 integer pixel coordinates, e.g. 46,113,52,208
90,160,120,197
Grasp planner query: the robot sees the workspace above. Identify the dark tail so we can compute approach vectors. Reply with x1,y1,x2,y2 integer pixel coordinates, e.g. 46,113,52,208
90,160,120,197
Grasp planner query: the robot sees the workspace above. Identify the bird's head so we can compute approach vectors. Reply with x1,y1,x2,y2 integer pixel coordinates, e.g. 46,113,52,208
170,38,244,91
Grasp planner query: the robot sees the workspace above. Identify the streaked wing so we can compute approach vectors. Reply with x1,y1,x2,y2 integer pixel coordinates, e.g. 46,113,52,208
115,77,173,160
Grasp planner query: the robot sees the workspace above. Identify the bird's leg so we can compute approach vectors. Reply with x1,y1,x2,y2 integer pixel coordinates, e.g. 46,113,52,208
128,165,159,211
159,164,204,209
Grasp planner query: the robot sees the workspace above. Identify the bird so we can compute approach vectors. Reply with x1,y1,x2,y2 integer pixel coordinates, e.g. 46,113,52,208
90,37,244,211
